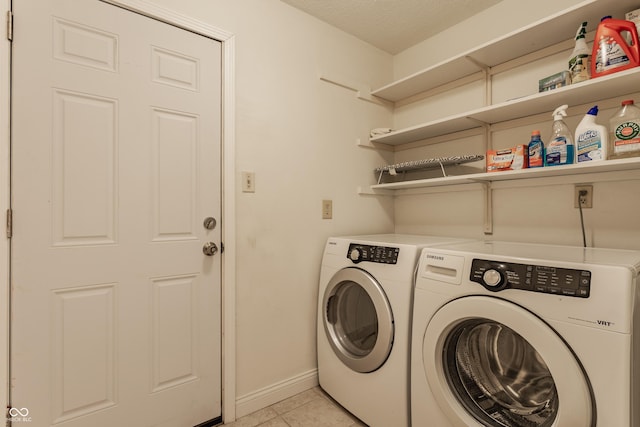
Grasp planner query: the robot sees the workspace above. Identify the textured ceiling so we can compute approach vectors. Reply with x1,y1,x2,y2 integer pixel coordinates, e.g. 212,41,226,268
280,0,503,54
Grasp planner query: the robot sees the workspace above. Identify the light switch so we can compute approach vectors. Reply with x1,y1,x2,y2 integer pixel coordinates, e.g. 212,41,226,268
242,172,255,193
322,200,332,219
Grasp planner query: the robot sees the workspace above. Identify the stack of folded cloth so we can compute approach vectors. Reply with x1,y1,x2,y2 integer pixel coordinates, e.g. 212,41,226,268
370,128,393,138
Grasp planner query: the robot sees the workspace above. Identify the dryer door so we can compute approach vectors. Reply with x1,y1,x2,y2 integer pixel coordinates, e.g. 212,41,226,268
422,296,594,427
322,267,393,373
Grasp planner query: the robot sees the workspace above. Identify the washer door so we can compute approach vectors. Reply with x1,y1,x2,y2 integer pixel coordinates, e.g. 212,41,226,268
422,296,594,427
322,267,393,373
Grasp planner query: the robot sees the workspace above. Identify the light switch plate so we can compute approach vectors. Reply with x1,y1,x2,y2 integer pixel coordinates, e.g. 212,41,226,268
242,172,255,193
322,200,332,219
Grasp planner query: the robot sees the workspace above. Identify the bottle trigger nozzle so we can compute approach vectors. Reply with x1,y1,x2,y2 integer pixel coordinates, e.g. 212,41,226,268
553,104,569,120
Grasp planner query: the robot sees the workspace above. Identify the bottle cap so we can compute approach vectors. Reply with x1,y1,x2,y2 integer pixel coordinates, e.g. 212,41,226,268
587,105,598,116
531,130,541,136
622,100,635,105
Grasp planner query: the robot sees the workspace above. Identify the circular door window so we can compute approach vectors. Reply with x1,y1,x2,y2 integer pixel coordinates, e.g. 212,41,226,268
323,267,393,373
422,296,594,427
444,319,558,426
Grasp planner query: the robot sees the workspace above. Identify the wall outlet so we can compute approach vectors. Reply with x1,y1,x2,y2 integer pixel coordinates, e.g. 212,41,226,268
322,200,332,219
242,172,255,193
574,185,593,208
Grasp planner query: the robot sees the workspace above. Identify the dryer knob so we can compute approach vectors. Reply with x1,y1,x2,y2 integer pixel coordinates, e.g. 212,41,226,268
483,269,504,288
349,248,362,262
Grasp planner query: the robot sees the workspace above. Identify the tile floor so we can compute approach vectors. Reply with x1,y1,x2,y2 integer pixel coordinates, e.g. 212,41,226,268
224,387,368,427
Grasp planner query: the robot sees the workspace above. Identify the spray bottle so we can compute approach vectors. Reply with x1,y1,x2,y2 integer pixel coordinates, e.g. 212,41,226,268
569,21,591,83
575,105,607,162
545,105,574,166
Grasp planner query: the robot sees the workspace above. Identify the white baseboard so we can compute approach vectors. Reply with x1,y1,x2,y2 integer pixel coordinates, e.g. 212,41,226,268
235,369,319,419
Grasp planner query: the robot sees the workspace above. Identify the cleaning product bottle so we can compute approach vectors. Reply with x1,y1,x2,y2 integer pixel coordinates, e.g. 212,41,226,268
609,99,640,159
545,105,574,166
575,105,608,162
528,130,544,167
569,21,591,83
591,16,640,78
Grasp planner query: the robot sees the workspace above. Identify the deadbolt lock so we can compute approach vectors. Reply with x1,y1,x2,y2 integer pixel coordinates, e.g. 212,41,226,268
203,217,217,230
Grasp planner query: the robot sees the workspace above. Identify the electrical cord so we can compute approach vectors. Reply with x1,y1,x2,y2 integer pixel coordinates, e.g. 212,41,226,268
578,190,587,247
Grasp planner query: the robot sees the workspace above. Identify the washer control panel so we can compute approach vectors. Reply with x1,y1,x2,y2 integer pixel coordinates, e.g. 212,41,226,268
347,243,399,264
470,259,591,298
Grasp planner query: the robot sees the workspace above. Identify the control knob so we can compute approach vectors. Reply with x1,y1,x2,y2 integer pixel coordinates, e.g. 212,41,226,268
481,266,508,291
349,248,362,263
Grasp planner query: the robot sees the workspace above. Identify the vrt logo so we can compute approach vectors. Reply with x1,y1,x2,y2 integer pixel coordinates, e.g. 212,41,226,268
7,407,32,422
597,320,613,327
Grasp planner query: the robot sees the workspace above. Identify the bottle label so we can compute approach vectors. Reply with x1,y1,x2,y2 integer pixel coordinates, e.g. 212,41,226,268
545,137,573,165
569,54,590,82
528,141,543,167
576,130,603,162
614,121,640,153
595,35,631,73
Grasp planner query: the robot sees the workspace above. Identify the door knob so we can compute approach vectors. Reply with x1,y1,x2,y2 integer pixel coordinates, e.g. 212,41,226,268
203,242,218,256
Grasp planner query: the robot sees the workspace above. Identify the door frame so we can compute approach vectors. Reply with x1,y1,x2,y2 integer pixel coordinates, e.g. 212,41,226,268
0,0,9,421
0,0,238,423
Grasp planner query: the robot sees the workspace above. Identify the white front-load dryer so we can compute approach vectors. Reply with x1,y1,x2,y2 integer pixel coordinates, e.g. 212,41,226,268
411,240,640,427
317,234,472,427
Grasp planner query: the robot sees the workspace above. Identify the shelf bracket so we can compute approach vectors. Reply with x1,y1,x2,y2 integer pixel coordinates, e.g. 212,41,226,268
357,186,394,197
463,55,489,72
483,182,493,235
318,71,392,107
356,138,393,152
464,55,492,105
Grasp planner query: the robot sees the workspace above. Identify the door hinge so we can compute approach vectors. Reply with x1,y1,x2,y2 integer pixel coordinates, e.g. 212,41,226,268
6,10,12,41
6,209,12,238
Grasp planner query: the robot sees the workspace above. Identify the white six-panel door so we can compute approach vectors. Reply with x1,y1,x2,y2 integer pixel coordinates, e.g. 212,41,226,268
11,1,222,425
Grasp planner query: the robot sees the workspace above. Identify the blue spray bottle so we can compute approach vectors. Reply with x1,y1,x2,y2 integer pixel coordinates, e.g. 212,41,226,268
545,104,574,166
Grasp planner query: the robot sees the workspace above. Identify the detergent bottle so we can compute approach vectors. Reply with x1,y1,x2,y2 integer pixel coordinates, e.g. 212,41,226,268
545,105,574,166
575,105,608,162
609,99,640,159
528,130,544,167
569,21,591,83
591,16,640,78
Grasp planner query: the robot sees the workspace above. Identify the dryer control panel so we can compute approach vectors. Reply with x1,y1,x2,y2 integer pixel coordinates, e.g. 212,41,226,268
347,244,399,264
470,259,591,298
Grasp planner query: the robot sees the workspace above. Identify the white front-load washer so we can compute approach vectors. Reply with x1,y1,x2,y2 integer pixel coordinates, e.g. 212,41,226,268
317,234,472,427
411,240,640,427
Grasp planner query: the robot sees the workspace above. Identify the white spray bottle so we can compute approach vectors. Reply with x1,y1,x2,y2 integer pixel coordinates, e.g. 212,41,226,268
545,105,574,166
569,22,591,83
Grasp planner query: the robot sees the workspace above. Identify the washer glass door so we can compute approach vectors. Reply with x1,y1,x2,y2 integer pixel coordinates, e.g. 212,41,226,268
323,267,393,373
444,319,557,426
423,296,594,427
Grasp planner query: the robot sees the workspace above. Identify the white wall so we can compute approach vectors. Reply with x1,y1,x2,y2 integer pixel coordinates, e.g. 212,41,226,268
145,0,395,416
390,0,640,250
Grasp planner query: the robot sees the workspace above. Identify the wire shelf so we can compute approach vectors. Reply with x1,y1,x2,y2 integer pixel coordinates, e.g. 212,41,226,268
375,154,484,184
